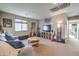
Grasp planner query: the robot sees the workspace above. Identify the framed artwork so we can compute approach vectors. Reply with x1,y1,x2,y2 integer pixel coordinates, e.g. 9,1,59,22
3,18,12,27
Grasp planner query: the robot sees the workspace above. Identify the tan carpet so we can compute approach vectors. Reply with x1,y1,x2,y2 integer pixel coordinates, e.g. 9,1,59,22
33,44,79,56
18,38,79,56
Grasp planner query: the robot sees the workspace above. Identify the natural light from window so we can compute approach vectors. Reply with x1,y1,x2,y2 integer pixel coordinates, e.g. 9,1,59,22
15,19,28,31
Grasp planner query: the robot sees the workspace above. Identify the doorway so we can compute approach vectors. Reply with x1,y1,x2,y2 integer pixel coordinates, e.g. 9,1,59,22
68,20,79,40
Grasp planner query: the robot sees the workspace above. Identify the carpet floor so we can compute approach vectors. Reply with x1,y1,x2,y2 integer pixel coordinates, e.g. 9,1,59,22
18,38,79,56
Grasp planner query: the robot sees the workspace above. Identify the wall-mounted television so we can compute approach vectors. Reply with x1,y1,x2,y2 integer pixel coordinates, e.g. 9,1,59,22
42,25,51,32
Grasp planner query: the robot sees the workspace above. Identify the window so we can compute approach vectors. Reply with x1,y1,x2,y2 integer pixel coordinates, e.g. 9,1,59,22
15,19,28,31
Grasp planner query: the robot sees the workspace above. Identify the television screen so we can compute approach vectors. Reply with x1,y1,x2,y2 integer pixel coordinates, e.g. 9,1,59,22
42,25,51,32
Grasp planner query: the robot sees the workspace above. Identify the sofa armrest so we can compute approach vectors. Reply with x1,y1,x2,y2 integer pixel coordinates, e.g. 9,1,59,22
0,41,20,56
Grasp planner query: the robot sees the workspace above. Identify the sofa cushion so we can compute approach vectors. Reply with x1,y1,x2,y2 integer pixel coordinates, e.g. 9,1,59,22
18,35,29,40
6,41,25,49
5,34,16,41
0,33,7,41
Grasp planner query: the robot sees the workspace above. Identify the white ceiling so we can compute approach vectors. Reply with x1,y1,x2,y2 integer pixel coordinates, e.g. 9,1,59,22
0,3,56,19
0,3,79,20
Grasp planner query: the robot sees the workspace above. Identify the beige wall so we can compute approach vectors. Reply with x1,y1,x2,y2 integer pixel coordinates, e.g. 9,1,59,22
39,13,67,39
51,13,67,39
0,11,38,36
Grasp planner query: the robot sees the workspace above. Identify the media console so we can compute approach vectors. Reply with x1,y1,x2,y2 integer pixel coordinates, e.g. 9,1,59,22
40,32,51,40
40,32,65,43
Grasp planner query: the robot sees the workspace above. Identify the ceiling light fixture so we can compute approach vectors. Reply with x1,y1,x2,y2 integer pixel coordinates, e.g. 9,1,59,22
53,3,57,4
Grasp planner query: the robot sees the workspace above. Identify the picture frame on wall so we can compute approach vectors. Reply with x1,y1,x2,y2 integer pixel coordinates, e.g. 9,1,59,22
3,18,12,28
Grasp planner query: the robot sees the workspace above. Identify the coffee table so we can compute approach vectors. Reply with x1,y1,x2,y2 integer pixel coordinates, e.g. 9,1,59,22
28,37,40,47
